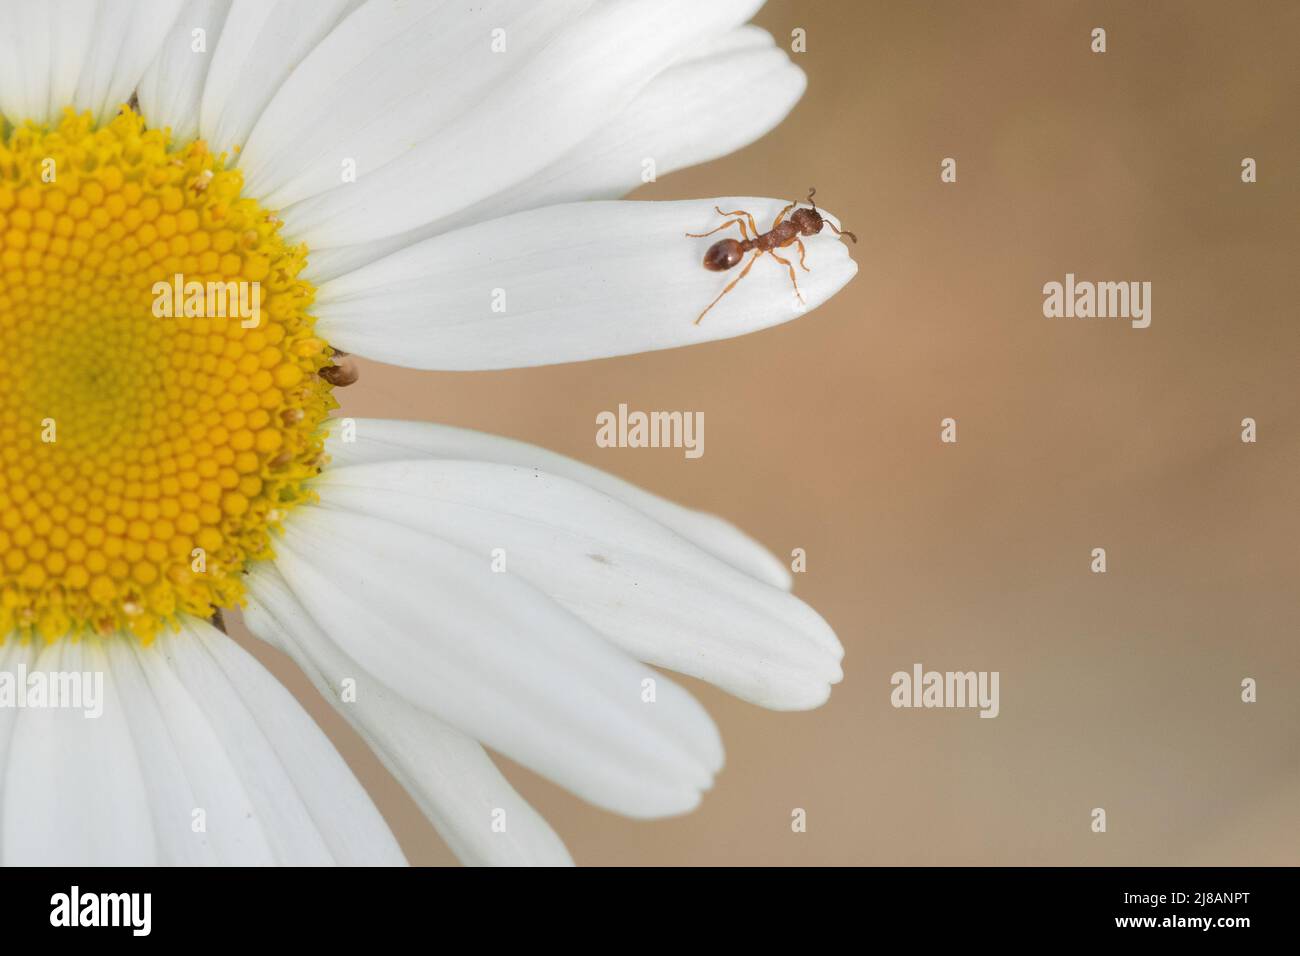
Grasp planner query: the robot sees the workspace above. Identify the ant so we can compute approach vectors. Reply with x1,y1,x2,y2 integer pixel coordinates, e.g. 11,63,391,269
686,187,856,324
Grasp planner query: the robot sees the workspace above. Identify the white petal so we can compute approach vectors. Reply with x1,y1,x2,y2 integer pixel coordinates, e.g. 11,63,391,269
2,639,155,864
326,417,792,590
0,639,45,859
245,563,573,866
271,504,724,818
315,460,842,710
237,0,590,210
0,1,89,124
305,25,805,282
75,0,186,124
199,0,367,155
315,197,858,369
136,0,232,143
159,621,404,864
280,0,763,248
534,26,804,202
99,632,262,865
0,623,404,865
0,641,33,819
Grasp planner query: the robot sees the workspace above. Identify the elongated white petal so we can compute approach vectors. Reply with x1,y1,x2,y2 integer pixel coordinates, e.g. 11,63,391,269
199,0,364,154
326,417,792,590
271,504,724,818
281,0,763,248
77,0,185,123
0,641,33,820
523,26,804,204
0,639,45,859
0,1,90,124
315,460,842,710
315,197,857,369
306,25,805,282
2,639,154,864
136,0,232,143
239,0,590,210
100,632,265,865
153,621,403,864
245,563,573,866
0,623,404,865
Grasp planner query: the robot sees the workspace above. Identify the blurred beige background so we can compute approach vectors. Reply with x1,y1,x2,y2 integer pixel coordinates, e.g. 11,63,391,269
229,0,1300,865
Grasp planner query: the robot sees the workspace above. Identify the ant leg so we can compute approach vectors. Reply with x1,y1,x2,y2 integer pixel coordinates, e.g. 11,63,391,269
771,201,797,229
769,250,805,306
695,251,762,325
823,220,858,243
714,206,759,238
685,218,749,240
795,238,811,271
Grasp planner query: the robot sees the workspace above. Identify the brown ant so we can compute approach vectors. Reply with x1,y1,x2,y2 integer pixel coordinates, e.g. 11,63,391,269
686,187,856,324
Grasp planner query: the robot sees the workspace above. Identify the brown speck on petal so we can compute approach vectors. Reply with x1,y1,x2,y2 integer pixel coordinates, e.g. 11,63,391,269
319,361,359,387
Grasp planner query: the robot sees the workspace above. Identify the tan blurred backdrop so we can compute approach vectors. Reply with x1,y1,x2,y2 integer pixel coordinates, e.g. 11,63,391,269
228,0,1300,865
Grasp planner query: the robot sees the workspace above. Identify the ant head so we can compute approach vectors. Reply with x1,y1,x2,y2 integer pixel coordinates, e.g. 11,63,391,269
703,238,744,271
790,206,824,236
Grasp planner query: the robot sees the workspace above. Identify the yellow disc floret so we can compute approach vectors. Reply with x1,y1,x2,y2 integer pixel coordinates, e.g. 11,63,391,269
0,108,335,641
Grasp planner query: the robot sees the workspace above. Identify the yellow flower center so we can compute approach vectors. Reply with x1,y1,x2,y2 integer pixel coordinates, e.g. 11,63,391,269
0,108,335,641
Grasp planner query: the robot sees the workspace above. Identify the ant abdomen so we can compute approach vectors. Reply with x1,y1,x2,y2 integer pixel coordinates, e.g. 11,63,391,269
703,238,745,271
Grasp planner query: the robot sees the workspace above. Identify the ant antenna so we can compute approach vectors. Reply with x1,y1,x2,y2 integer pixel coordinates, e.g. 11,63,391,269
805,185,855,241
825,221,858,244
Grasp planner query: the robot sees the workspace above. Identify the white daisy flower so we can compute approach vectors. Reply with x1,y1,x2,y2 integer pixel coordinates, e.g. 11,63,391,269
0,0,856,865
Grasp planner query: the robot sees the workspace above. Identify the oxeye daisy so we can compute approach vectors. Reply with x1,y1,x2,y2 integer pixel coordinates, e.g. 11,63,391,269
0,0,856,865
